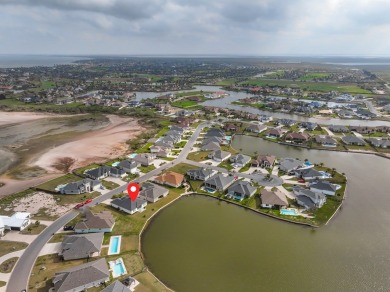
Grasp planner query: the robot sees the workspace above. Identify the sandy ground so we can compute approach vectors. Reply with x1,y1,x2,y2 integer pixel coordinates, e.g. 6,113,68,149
32,115,144,171
5,191,73,217
0,111,70,126
0,114,145,196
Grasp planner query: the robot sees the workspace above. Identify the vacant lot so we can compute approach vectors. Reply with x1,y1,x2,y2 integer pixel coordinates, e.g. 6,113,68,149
0,241,28,257
36,173,81,192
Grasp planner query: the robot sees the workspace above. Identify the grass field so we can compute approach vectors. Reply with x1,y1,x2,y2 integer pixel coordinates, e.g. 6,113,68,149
165,163,196,174
0,257,18,273
171,100,198,108
299,72,331,81
36,174,81,192
20,223,47,235
187,151,210,162
0,241,28,257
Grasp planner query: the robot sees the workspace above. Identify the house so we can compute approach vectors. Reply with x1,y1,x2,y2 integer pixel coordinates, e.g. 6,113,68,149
329,125,349,133
176,109,194,117
224,123,239,132
60,179,101,195
208,150,231,162
154,171,184,187
310,181,337,196
118,160,139,174
260,189,288,209
229,154,251,167
203,136,223,145
315,135,337,147
293,186,326,209
132,153,156,166
266,128,283,138
295,168,324,181
251,155,276,168
277,119,295,126
341,135,366,146
227,181,257,201
150,146,170,158
111,196,147,215
246,124,267,133
300,122,318,131
0,212,31,235
285,132,310,143
278,158,305,173
186,168,217,181
139,182,169,203
205,128,225,138
50,258,110,292
84,166,126,180
59,233,104,261
102,280,136,292
74,209,115,233
204,174,235,192
367,138,390,148
201,141,221,151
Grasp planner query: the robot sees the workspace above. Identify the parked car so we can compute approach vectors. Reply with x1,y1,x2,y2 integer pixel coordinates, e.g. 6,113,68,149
84,199,93,204
63,225,74,231
74,203,84,209
298,179,305,183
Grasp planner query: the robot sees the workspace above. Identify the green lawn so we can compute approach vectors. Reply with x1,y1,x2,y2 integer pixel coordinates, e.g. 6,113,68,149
0,257,18,273
0,241,28,257
166,163,196,174
0,281,5,288
20,223,47,235
299,72,331,81
215,78,241,86
139,165,156,173
35,173,81,192
187,151,210,162
73,164,101,176
52,191,101,207
239,164,251,173
171,100,198,108
218,161,233,171
135,142,153,154
101,180,120,190
232,101,266,109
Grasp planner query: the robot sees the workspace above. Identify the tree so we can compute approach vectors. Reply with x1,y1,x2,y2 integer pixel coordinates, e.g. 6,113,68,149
51,157,76,173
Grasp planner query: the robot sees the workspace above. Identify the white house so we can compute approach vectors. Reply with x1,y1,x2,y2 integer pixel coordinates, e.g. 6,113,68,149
0,212,31,236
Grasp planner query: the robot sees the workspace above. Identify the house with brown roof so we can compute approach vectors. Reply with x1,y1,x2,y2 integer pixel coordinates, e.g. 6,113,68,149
74,209,115,234
285,132,310,143
251,155,276,168
154,171,184,188
260,189,288,209
266,128,284,138
224,123,239,132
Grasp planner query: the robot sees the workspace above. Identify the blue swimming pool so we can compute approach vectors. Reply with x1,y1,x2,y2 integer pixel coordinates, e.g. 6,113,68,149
113,262,125,275
110,258,127,278
206,188,216,193
225,136,232,141
108,236,121,255
280,209,298,216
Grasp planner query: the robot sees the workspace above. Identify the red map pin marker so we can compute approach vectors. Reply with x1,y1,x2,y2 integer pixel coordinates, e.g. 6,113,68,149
127,182,140,202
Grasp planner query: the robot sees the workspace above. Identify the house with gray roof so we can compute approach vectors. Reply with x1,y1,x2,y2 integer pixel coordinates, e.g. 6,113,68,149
102,280,133,292
74,209,115,233
204,174,235,192
111,196,147,214
229,154,251,167
132,153,156,166
341,135,366,146
310,181,337,196
59,233,104,261
203,136,223,145
84,166,126,180
227,180,257,201
50,258,109,292
139,182,169,203
205,128,225,138
260,189,288,209
329,125,349,133
315,135,337,147
246,124,267,133
295,168,325,181
278,158,305,173
60,179,101,195
118,160,139,174
367,138,390,148
201,141,220,151
208,150,231,162
293,186,326,209
187,168,217,181
251,155,276,168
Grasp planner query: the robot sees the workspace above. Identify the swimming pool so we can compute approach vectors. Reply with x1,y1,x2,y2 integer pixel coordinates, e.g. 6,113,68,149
112,161,120,167
127,153,137,159
280,209,298,216
108,236,121,255
225,136,232,141
205,187,216,193
109,258,127,278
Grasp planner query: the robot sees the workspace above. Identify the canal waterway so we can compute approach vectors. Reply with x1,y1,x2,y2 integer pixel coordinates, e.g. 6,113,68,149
142,136,390,292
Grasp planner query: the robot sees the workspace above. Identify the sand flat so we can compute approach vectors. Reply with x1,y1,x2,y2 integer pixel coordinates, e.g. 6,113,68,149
0,111,71,126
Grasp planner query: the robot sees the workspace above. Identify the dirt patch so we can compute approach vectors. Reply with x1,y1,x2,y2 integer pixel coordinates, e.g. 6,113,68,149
9,192,73,217
0,112,72,126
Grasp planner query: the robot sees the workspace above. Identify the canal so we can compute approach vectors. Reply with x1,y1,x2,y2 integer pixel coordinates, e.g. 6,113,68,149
142,136,390,292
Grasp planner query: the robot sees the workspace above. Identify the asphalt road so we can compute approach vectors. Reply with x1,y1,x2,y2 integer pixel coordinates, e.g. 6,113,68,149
7,122,207,292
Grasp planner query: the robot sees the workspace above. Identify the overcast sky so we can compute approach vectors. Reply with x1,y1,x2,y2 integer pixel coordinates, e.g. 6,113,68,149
0,0,389,56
